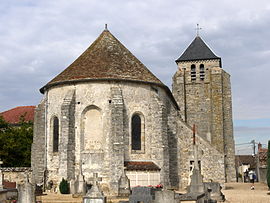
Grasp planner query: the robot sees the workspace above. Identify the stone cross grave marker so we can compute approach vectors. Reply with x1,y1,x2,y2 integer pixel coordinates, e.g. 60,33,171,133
83,173,106,203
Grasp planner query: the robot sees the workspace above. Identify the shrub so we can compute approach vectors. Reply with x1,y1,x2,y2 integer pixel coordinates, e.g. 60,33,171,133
59,178,69,194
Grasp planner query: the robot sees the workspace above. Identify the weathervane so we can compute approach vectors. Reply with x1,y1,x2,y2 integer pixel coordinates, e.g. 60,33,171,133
195,23,202,36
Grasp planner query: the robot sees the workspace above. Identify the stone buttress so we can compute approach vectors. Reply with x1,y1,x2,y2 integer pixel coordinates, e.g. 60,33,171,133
31,98,46,185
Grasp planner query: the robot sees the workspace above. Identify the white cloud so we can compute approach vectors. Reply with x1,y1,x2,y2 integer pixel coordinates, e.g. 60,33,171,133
0,1,269,126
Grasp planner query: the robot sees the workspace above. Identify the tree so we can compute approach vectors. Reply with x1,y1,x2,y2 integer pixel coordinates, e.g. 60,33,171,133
0,115,33,167
267,140,270,189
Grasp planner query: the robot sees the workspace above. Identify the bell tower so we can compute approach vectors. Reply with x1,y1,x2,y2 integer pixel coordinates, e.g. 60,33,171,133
172,36,236,182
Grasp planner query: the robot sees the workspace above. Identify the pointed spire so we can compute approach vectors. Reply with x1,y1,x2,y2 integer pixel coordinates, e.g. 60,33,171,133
176,36,220,62
105,24,108,31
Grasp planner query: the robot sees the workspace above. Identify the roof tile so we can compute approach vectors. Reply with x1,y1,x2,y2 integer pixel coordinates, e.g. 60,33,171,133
0,106,35,124
176,36,220,62
41,30,164,93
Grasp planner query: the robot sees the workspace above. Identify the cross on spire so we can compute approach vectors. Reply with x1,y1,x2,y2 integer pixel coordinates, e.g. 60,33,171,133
195,24,202,36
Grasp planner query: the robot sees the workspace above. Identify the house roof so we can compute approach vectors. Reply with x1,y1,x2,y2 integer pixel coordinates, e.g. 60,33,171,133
176,36,220,62
40,29,164,93
124,161,160,171
235,155,256,169
0,106,35,124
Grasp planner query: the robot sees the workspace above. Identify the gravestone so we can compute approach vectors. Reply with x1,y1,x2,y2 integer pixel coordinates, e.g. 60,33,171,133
204,182,224,202
187,129,204,194
178,192,205,203
83,173,106,203
75,161,86,195
70,179,76,194
17,174,36,203
154,190,179,203
129,187,156,203
118,171,131,196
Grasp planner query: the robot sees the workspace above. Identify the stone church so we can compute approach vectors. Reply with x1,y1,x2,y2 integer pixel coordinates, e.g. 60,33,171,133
31,27,236,195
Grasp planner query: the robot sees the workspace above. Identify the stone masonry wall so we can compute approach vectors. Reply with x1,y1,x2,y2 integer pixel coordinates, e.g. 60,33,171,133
31,98,46,185
173,60,236,183
222,71,236,182
59,90,76,180
210,67,225,153
177,119,225,189
2,167,31,184
167,104,179,188
43,81,177,195
109,86,125,195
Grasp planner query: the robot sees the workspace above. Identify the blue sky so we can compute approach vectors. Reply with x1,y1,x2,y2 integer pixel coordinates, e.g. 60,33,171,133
0,0,269,151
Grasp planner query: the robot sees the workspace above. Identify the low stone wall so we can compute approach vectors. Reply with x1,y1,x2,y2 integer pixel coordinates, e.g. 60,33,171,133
0,189,18,202
259,167,267,184
1,167,32,185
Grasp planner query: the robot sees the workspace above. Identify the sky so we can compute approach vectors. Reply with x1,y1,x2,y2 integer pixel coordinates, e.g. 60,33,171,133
0,0,269,152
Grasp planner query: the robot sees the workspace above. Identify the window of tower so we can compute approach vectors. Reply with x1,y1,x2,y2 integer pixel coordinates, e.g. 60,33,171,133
191,64,196,81
200,64,205,81
52,117,59,152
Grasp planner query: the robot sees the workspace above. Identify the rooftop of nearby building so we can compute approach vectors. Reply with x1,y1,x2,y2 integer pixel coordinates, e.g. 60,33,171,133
0,106,35,124
176,36,220,62
40,28,164,93
235,155,256,169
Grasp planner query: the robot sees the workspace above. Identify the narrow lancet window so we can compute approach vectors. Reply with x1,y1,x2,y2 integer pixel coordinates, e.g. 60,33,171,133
200,64,205,81
191,64,196,81
131,114,141,150
53,117,59,152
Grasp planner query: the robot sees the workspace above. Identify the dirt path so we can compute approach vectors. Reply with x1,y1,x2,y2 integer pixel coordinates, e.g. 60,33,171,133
222,182,270,203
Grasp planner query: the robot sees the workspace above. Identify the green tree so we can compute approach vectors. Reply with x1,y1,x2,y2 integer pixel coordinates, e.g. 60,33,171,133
267,140,270,189
0,115,33,167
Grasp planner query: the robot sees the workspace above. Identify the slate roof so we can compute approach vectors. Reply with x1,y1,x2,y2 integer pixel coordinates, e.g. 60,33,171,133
40,29,164,93
124,161,160,171
0,106,35,124
176,36,220,62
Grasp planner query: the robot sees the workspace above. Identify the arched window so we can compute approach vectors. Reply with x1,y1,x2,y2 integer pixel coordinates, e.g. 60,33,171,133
200,64,205,80
53,117,59,152
191,64,196,81
131,114,142,150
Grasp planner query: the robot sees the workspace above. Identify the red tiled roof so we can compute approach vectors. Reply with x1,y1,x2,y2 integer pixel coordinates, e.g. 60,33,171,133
124,161,160,171
0,106,35,124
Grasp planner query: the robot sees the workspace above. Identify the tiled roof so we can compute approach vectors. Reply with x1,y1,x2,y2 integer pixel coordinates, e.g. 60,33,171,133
40,29,164,93
235,155,256,169
176,36,220,62
124,161,160,171
0,106,35,124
